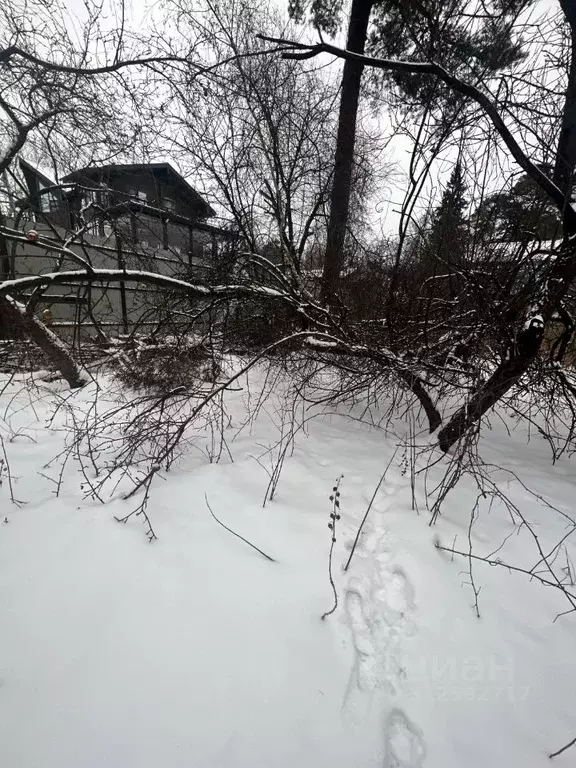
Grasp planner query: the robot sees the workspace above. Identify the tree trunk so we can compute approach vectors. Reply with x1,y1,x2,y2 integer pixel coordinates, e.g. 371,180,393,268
321,0,373,303
437,329,543,452
438,239,576,452
553,14,576,208
0,209,87,388
436,1,576,453
0,296,87,388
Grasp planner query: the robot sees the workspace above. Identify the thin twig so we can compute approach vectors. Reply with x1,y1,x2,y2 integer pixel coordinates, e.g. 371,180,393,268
435,541,576,614
0,435,23,505
467,497,482,618
344,448,398,571
115,467,159,541
549,734,576,759
204,493,276,562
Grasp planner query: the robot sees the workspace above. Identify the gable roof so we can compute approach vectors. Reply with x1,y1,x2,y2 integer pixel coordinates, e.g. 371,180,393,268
62,162,215,218
19,158,58,192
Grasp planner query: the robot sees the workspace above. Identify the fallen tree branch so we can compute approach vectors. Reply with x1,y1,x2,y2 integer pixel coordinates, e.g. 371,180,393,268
205,493,276,562
0,262,441,425
435,540,576,614
0,267,287,301
0,295,87,388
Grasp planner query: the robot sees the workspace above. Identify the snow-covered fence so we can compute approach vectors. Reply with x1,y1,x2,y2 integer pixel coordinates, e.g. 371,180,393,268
2,218,220,339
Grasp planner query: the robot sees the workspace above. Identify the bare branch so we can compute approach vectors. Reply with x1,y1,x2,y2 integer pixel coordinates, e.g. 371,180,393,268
204,493,276,562
257,34,574,231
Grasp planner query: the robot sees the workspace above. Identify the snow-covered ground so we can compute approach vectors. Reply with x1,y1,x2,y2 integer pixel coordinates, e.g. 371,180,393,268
0,369,575,767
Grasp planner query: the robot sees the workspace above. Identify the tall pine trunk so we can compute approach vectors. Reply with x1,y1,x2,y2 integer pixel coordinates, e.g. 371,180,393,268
554,1,576,209
321,0,373,303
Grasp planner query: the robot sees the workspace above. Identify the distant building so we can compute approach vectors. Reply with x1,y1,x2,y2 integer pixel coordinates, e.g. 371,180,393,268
1,160,237,337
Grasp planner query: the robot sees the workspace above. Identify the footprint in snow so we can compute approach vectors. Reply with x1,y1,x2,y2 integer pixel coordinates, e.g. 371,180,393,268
382,567,415,619
382,472,410,494
342,522,421,757
343,523,374,554
344,563,415,696
384,708,427,768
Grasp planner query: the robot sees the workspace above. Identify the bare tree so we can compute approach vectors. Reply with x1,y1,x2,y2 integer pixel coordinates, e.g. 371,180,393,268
162,0,386,281
289,0,532,301
2,0,575,463
259,0,576,453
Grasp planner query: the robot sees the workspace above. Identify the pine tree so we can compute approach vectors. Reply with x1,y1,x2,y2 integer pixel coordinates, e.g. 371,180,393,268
289,0,534,301
474,170,562,243
429,163,468,259
422,162,469,283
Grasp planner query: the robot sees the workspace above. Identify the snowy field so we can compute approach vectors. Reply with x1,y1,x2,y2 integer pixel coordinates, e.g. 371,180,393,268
0,367,575,767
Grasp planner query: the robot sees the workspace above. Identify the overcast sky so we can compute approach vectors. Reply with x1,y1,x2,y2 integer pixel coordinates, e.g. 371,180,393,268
56,0,563,237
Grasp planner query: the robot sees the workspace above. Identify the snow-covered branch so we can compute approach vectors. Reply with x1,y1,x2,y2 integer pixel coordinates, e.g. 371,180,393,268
0,269,288,301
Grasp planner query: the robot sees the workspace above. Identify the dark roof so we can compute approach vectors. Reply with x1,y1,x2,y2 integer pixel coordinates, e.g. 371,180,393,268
19,158,57,191
62,162,216,218
102,196,237,238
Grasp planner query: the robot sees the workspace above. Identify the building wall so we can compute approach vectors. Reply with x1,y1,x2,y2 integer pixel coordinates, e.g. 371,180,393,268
3,219,223,338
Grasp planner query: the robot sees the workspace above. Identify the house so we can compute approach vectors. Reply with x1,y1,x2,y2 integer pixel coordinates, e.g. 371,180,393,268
62,163,218,255
1,161,237,337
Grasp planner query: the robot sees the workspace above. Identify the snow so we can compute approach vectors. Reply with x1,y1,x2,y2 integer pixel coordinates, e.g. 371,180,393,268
524,312,545,331
305,335,338,348
1,369,576,767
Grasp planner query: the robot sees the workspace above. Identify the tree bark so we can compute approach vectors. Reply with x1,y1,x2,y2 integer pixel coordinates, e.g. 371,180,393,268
321,0,373,303
437,330,543,452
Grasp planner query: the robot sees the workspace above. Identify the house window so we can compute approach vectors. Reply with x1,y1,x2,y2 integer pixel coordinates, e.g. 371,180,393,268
39,192,59,213
87,217,105,238
95,190,111,209
36,180,59,213
162,196,176,213
130,213,138,243
129,187,147,202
